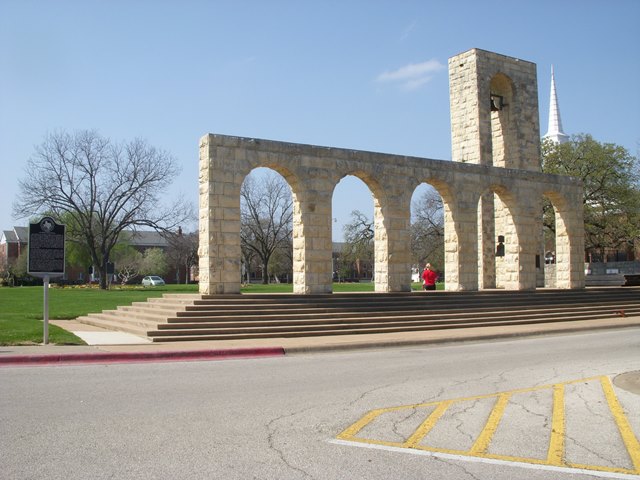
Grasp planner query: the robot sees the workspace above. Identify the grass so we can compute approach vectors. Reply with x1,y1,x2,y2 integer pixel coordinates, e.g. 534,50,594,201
0,284,198,345
0,281,441,345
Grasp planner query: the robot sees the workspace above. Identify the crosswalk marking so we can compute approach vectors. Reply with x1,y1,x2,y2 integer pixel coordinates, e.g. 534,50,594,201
601,376,640,472
470,392,512,455
548,383,565,466
403,400,451,448
336,376,640,476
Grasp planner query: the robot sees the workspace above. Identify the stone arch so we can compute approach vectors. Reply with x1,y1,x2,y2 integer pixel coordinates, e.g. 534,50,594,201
542,190,584,289
199,48,584,295
333,170,394,292
477,183,522,290
489,72,516,169
331,174,375,284
412,176,470,291
239,166,298,286
409,182,445,282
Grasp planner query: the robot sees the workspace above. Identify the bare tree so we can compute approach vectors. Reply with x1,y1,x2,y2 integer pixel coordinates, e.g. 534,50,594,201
240,171,293,284
342,210,374,279
411,187,444,269
165,229,198,284
13,130,193,289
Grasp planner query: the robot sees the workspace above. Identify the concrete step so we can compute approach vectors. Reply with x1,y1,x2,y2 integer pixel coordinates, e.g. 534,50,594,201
79,311,160,329
151,306,640,335
185,291,637,310
147,312,626,342
169,300,640,322
74,287,640,342
158,304,640,328
75,315,156,336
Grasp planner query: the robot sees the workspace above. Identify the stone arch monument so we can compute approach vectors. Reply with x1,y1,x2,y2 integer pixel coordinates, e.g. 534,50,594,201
198,48,585,295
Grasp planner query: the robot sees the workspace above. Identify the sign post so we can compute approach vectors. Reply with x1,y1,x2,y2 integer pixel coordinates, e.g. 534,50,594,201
28,217,65,345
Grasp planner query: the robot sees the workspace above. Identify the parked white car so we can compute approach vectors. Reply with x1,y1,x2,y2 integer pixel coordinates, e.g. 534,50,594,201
142,275,165,286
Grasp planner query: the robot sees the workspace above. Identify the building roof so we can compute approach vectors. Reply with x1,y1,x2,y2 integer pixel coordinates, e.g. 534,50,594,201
1,231,12,243
1,227,28,244
14,226,28,243
121,230,169,248
0,226,169,248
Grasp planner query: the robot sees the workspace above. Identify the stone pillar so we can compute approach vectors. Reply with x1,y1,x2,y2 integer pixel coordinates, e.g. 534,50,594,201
445,191,479,291
374,188,411,292
198,134,242,295
507,191,540,291
555,189,585,289
293,183,333,294
477,192,496,289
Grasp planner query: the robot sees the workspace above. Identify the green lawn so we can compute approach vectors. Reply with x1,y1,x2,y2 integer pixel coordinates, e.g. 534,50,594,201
0,284,198,345
0,281,437,345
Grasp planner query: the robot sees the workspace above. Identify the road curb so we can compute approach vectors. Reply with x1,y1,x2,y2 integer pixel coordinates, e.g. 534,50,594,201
0,347,286,366
282,322,640,354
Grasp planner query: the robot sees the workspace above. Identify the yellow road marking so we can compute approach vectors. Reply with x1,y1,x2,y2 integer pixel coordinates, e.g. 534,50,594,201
600,376,640,472
470,393,512,455
547,383,565,466
336,408,386,440
403,401,452,448
336,375,640,476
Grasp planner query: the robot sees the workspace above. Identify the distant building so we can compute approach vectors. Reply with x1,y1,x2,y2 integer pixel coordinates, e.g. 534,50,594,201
121,230,169,252
0,226,180,284
0,226,28,268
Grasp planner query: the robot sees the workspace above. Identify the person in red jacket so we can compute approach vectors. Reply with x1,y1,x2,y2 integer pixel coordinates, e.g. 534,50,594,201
422,263,438,291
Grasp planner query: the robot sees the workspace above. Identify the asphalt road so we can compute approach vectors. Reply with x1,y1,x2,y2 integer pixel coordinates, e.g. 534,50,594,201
2,328,640,480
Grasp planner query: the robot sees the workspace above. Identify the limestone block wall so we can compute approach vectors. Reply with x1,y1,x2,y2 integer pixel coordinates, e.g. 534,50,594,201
449,48,541,172
198,48,584,295
199,134,585,294
448,48,552,291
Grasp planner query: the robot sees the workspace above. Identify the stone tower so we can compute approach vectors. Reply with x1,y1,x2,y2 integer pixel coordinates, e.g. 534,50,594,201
449,49,542,289
449,48,541,171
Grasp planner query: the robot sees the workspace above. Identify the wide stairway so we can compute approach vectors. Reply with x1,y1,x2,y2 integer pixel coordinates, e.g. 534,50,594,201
75,287,640,343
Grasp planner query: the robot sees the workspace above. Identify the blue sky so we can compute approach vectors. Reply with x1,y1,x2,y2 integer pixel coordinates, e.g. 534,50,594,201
1,0,638,241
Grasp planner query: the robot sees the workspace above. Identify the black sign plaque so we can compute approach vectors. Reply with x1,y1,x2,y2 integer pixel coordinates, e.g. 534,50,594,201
28,217,66,276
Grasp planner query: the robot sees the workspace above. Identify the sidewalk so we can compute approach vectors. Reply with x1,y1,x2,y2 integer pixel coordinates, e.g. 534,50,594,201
1,316,639,366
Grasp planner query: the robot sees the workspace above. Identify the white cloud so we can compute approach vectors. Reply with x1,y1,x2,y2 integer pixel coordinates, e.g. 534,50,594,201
376,59,445,90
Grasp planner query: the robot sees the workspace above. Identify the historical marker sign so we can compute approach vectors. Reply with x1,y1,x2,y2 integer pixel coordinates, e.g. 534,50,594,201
28,216,65,276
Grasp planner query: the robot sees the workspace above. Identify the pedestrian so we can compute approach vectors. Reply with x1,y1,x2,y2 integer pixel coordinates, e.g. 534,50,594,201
422,263,438,291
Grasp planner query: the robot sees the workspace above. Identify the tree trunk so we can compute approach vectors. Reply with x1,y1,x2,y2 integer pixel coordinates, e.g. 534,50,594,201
98,267,108,290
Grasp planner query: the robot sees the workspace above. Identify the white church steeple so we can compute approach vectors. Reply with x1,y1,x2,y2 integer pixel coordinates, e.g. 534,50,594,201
544,65,569,144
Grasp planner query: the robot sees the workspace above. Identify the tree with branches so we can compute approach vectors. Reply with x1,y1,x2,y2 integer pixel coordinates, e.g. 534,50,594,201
411,187,445,269
342,210,374,279
13,130,193,289
542,134,640,259
240,171,293,284
165,229,199,284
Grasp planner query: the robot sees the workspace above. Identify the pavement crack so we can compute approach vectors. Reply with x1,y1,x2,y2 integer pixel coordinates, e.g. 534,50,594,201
510,391,550,429
564,432,615,466
452,399,480,445
348,375,411,407
266,406,316,480
391,406,421,442
421,386,445,404
430,453,482,480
